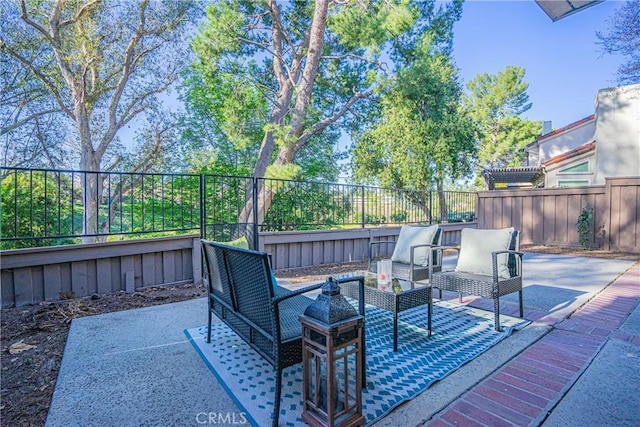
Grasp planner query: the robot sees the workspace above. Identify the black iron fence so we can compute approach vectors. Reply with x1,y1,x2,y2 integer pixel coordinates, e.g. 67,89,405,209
1,167,476,249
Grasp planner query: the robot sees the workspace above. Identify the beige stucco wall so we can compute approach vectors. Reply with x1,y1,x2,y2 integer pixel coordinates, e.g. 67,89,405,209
538,120,596,164
593,84,640,184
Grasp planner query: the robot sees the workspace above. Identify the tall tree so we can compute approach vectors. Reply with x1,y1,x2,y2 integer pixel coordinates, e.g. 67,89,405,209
464,66,541,176
353,19,476,221
596,0,640,85
190,0,456,224
1,0,197,241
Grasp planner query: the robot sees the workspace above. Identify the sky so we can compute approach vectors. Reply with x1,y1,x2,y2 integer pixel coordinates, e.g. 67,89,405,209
451,0,625,128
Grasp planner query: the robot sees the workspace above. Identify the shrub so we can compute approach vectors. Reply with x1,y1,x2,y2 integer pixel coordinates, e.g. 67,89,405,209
576,206,594,249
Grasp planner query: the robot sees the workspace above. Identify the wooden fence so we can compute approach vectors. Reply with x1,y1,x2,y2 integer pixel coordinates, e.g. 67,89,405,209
477,177,640,252
1,235,201,309
260,223,469,271
0,223,471,308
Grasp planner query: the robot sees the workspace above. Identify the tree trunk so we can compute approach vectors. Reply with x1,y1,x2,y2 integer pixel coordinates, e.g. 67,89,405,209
237,0,330,228
437,179,448,223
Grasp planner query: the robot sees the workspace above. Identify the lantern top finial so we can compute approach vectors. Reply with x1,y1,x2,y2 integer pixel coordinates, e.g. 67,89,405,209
321,276,341,296
303,276,358,325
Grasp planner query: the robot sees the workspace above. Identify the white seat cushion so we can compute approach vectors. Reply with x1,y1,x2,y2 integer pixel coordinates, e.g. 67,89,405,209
390,225,439,266
455,227,514,279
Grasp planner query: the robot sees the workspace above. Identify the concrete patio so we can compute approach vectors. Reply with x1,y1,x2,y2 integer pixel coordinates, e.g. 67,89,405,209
45,252,639,426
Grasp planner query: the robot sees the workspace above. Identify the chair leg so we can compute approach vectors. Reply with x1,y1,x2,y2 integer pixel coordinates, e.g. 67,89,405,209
519,290,524,318
207,304,212,344
493,297,501,332
272,367,282,427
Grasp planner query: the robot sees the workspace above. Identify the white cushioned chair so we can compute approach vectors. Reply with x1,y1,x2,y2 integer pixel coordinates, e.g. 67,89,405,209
369,224,442,282
429,227,524,331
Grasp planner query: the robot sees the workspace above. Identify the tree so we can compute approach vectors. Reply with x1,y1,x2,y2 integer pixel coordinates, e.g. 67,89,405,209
597,0,640,85
464,66,541,178
353,20,476,221
1,0,198,242
190,0,455,225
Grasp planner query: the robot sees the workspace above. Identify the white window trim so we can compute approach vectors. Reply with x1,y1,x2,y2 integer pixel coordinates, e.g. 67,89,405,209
557,159,590,175
557,179,591,187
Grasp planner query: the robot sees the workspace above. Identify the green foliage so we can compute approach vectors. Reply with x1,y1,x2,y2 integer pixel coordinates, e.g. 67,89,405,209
576,206,594,250
353,11,475,209
183,0,463,188
329,0,418,52
1,171,79,249
465,66,541,177
262,181,355,231
391,210,408,223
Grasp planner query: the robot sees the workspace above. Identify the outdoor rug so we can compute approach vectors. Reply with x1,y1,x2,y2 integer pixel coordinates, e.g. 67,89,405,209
185,300,529,426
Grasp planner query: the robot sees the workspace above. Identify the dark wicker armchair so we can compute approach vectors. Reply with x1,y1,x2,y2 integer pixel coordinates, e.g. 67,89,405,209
201,240,327,427
369,225,442,282
429,228,524,331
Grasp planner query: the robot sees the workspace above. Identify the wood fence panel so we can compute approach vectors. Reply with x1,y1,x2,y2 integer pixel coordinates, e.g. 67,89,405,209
300,242,313,267
71,261,88,298
110,258,121,293
32,266,44,304
60,263,72,294
311,241,322,266
162,251,175,285
555,194,569,244
86,259,97,295
334,240,344,265
96,259,112,295
173,251,183,283
477,178,639,252
522,196,533,244
13,268,32,306
142,253,155,287
121,256,135,292
43,264,62,301
1,271,14,307
183,248,193,281
613,181,639,251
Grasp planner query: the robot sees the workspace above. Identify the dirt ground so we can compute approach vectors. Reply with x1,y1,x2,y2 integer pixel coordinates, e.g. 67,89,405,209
1,246,637,427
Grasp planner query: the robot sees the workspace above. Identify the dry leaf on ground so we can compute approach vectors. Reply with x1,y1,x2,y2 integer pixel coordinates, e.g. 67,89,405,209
9,340,37,354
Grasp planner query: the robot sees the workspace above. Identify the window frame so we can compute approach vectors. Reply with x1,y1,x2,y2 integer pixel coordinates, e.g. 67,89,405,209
557,179,591,188
557,159,590,175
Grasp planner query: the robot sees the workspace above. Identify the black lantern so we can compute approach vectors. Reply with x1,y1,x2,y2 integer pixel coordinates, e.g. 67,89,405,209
299,277,365,427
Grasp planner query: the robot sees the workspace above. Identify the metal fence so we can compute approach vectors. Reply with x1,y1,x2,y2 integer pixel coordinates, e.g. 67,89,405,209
1,167,476,249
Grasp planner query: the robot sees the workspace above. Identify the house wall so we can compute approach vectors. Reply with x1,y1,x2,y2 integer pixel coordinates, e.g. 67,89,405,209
538,120,595,164
593,84,640,184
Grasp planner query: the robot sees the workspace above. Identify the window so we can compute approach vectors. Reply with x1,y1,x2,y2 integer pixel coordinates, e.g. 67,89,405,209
558,160,589,174
557,179,590,188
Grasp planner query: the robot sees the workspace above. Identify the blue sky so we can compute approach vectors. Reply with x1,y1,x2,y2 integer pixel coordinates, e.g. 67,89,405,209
452,0,624,128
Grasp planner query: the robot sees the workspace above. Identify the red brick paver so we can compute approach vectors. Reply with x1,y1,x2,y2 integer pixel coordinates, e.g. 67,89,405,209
427,264,640,426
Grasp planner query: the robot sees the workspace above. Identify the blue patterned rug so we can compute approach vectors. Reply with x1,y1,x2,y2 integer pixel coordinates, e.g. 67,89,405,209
185,300,529,426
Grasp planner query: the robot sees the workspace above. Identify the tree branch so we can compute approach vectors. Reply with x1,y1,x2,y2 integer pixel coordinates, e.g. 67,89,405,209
0,108,61,136
293,88,373,156
0,42,75,119
18,0,54,43
59,0,101,28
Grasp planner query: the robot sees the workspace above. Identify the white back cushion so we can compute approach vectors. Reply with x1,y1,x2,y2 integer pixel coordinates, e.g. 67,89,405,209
390,225,438,266
455,227,514,278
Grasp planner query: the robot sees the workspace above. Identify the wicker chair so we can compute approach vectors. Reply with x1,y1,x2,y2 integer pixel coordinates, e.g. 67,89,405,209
201,240,325,427
429,228,524,331
369,225,442,282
